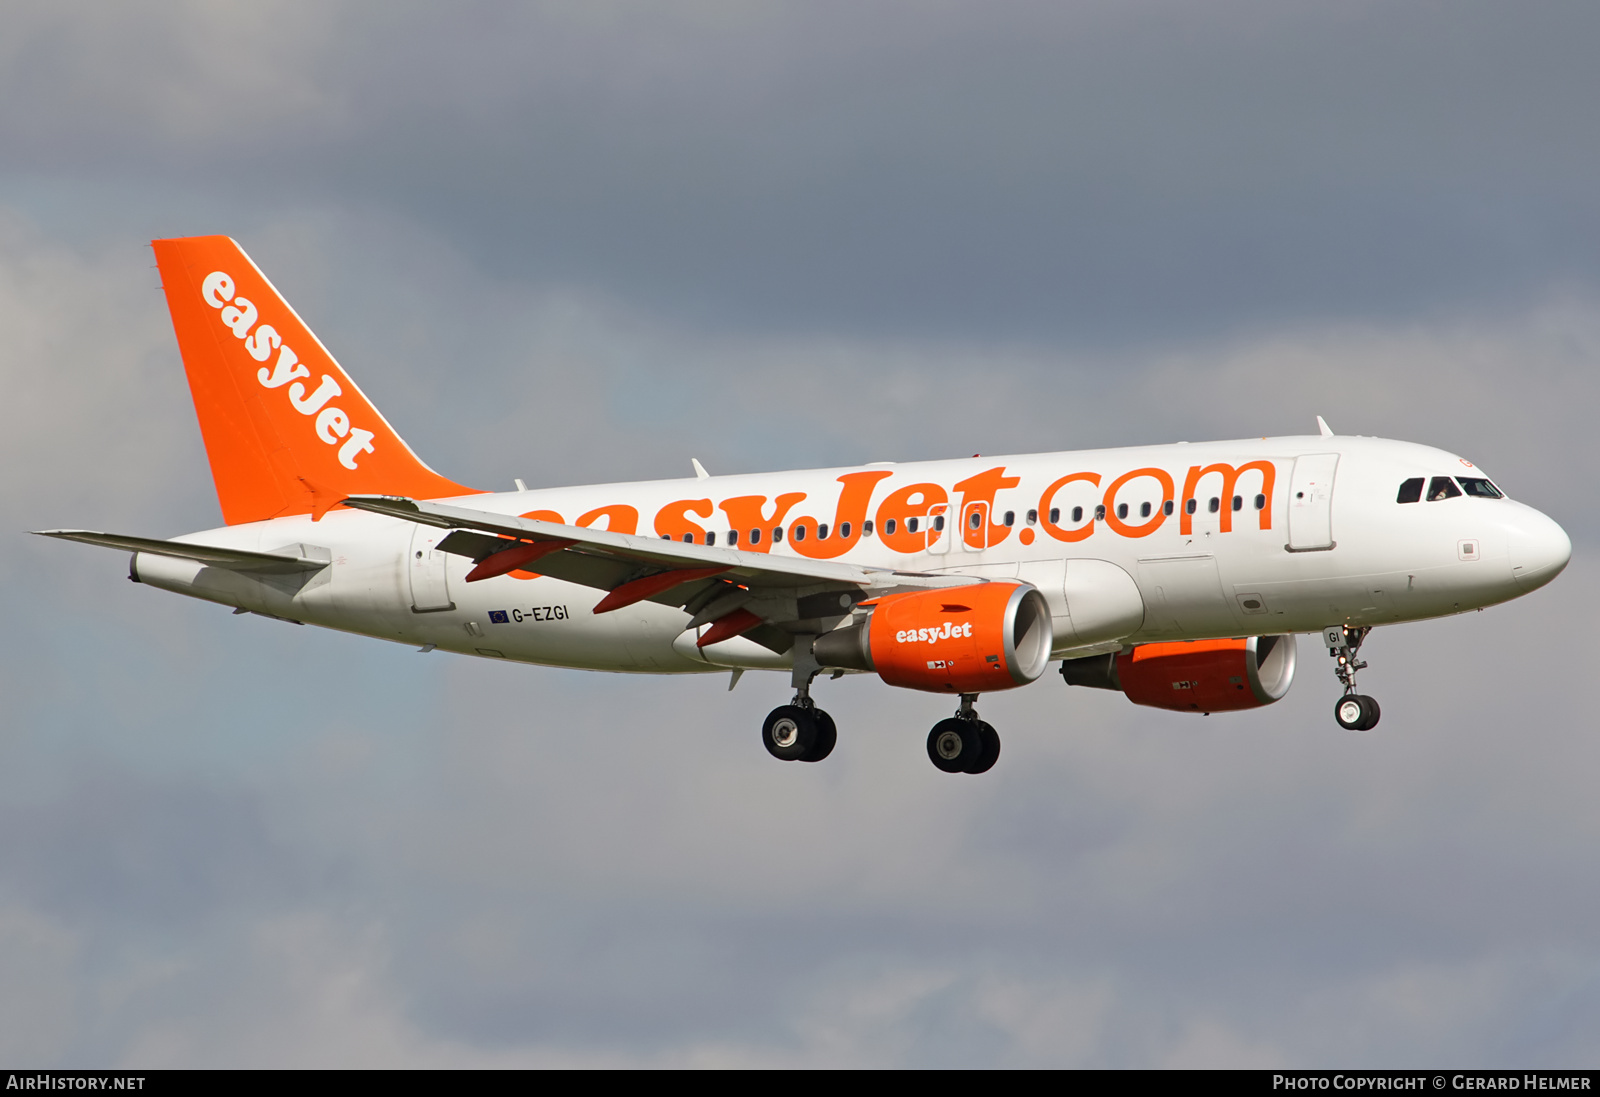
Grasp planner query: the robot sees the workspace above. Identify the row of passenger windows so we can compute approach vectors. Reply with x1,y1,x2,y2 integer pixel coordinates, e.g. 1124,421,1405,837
661,494,1269,546
1396,476,1504,504
667,523,862,546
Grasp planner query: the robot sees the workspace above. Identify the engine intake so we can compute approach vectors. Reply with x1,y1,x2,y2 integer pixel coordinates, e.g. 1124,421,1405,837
813,582,1053,693
1062,634,1297,712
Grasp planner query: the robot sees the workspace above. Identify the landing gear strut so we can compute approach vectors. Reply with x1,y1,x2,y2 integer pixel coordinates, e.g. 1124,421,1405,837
762,637,837,763
927,694,1001,774
1325,625,1381,731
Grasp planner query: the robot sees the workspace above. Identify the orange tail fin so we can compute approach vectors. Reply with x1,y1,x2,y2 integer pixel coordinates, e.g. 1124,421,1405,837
153,235,476,525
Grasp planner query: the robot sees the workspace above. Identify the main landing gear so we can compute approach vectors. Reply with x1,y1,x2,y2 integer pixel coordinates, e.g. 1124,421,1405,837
762,703,836,763
762,639,836,763
927,693,1000,775
758,642,1003,773
1325,625,1381,731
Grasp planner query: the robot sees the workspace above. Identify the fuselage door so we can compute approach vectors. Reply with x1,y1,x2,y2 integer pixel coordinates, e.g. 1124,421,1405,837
1287,453,1340,551
408,525,456,612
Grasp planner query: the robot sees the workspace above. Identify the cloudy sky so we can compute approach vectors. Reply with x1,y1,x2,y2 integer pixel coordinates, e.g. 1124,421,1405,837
2,0,1596,1067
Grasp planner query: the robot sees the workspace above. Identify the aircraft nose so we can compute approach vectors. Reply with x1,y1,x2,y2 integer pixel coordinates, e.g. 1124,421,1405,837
1508,506,1572,592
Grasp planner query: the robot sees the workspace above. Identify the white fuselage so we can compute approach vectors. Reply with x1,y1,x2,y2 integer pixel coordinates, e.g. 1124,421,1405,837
130,434,1572,675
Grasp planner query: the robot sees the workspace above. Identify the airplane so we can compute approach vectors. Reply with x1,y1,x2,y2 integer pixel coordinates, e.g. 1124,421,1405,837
35,236,1573,774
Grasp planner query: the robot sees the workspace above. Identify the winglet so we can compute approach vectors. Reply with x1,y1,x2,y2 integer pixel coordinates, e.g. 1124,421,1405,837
1316,415,1335,437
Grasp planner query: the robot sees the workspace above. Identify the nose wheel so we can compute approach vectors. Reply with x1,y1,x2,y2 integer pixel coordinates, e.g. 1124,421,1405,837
1334,693,1381,731
927,694,1001,774
1325,625,1381,731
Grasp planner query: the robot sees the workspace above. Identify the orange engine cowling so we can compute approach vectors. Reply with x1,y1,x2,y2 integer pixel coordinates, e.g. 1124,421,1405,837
812,582,1053,693
1061,635,1297,713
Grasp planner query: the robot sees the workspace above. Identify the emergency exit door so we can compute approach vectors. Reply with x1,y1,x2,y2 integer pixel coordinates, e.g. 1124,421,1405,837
1287,453,1339,551
408,525,456,612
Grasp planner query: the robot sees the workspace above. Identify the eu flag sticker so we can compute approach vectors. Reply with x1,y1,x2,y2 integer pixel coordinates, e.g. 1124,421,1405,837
488,610,510,624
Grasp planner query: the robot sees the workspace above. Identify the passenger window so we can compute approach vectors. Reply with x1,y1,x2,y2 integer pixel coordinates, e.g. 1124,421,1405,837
1427,476,1462,501
1116,503,1128,519
773,527,783,543
793,525,807,541
839,522,852,538
907,517,919,533
1140,502,1151,518
1231,495,1242,511
1094,505,1106,521
885,519,897,535
706,531,716,546
728,530,738,546
1049,507,1060,524
1396,478,1424,504
817,523,829,540
863,520,873,536
1457,477,1504,499
1003,510,1015,527
932,515,945,531
1208,497,1220,513
683,533,694,543
1163,500,1174,516
969,510,981,530
1254,494,1265,510
1026,509,1038,525
1068,506,1079,522
749,528,761,545
1185,499,1197,515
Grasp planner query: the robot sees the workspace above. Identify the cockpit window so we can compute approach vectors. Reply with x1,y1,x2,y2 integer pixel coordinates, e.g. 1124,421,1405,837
1396,478,1424,504
1427,476,1462,501
1456,477,1504,499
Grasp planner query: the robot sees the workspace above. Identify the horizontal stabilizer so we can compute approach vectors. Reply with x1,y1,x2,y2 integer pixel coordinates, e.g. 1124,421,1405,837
32,530,330,574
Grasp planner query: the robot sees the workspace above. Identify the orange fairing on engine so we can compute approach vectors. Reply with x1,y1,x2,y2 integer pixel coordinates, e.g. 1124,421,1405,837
1113,635,1296,712
814,583,1053,693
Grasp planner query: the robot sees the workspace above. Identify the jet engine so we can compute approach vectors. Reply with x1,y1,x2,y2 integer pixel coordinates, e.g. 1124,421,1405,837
813,582,1053,693
1061,634,1297,713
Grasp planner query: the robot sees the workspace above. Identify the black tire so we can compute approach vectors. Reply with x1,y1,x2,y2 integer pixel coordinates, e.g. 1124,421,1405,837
965,721,1001,774
927,718,984,773
1335,694,1380,731
763,705,818,761
1357,695,1381,731
802,709,837,762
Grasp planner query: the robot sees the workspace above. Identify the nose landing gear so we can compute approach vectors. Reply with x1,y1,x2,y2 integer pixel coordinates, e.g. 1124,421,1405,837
1325,625,1381,731
927,694,1000,774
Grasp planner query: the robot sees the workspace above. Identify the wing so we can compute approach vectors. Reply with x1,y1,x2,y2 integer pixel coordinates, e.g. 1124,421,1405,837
33,530,330,574
341,494,977,651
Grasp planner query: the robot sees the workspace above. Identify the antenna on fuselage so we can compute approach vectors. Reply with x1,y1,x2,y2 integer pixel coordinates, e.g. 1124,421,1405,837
1316,415,1335,437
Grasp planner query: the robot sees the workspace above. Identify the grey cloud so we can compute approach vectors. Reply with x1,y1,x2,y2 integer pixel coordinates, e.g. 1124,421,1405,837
2,556,1596,1064
0,773,300,930
6,2,1600,340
